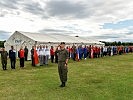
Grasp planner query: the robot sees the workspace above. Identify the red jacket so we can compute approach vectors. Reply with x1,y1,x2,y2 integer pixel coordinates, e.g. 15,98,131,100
50,49,54,55
18,49,25,58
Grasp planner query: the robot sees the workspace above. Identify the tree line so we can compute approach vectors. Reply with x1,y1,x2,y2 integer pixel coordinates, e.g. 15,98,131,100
0,41,6,47
100,41,133,46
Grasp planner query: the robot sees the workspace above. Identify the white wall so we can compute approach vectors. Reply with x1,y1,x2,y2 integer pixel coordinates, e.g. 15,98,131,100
4,31,35,60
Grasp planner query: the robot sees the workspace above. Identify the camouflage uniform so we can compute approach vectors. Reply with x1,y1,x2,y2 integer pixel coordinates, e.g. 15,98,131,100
58,49,69,83
1,51,8,70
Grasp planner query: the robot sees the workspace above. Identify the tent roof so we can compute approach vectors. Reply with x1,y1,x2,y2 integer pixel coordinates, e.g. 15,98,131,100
16,31,104,45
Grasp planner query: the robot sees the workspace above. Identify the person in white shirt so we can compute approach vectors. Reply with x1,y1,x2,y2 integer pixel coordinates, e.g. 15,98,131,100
42,45,46,64
45,45,50,65
36,46,40,56
103,46,107,56
39,46,44,66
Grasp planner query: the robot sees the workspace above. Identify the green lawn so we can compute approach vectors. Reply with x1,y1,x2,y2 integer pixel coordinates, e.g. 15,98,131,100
0,54,133,100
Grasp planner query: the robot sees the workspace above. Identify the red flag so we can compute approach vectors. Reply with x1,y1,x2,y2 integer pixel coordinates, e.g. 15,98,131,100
34,48,39,65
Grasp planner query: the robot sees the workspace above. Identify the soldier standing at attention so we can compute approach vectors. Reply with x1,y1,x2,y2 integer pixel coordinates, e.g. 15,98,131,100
56,42,69,87
1,47,8,70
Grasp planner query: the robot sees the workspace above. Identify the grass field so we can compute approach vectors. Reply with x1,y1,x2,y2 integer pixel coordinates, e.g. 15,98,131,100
0,54,133,100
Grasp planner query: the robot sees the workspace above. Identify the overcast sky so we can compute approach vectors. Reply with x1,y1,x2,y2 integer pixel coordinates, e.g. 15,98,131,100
0,0,133,42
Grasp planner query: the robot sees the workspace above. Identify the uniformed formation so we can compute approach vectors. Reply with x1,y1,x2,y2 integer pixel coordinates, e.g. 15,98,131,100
1,44,133,87
0,46,28,70
69,45,133,61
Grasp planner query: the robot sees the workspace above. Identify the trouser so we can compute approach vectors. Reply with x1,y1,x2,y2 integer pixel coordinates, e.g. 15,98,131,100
39,55,44,65
31,56,35,66
108,51,111,56
45,55,49,65
25,54,28,61
87,52,89,58
89,52,91,58
103,52,107,56
55,55,58,63
58,62,68,83
51,55,54,63
2,60,7,70
10,59,16,69
97,53,100,58
68,52,70,59
20,58,24,67
119,50,122,55
94,53,97,58
79,53,83,59
73,53,76,61
101,52,103,57
43,56,46,64
84,53,87,58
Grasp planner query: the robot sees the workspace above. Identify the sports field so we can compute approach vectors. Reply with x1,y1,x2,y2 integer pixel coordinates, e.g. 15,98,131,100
0,54,133,100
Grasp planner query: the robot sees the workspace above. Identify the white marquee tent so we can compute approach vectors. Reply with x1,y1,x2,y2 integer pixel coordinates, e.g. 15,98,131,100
4,31,104,60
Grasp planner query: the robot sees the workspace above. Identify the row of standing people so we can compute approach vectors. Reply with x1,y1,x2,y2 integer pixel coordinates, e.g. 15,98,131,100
31,45,50,66
0,45,58,70
69,45,133,61
0,46,28,70
31,45,60,67
1,45,133,70
31,45,133,65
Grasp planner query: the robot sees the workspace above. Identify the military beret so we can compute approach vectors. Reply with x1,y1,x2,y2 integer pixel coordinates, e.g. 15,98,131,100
60,42,65,44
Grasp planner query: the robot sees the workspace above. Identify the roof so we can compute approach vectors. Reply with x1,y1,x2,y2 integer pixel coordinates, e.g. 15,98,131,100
16,31,104,45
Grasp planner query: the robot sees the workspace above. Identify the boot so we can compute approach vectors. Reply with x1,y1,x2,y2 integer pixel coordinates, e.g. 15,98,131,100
60,82,65,87
62,82,66,87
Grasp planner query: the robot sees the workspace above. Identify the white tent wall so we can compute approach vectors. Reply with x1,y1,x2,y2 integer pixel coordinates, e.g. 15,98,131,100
4,31,105,60
4,31,35,60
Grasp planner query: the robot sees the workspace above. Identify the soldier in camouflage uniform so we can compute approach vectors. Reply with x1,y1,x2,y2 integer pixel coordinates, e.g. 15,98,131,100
56,42,69,87
1,47,8,70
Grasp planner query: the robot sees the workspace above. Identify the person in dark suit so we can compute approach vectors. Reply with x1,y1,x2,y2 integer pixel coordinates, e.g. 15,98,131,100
9,46,16,69
24,46,28,61
31,46,35,66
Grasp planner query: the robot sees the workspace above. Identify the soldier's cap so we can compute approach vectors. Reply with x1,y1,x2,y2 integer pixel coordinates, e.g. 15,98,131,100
60,42,65,44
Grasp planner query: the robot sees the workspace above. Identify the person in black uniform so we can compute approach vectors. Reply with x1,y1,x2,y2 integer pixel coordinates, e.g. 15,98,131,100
9,46,16,69
55,47,58,63
24,46,28,61
31,46,35,66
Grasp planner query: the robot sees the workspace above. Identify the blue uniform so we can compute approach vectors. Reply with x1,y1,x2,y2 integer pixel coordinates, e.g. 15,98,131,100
83,48,88,59
79,48,83,59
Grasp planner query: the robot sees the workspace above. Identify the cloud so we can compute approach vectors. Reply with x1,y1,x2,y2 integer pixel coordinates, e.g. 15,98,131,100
0,0,133,42
39,28,74,35
0,0,20,9
22,2,43,15
45,0,89,19
40,29,68,32
0,0,22,17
